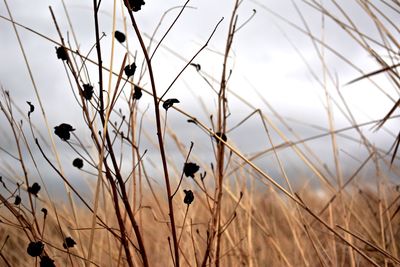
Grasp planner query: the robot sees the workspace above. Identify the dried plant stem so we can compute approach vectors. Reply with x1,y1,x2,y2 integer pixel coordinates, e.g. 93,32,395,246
126,7,180,267
213,2,239,266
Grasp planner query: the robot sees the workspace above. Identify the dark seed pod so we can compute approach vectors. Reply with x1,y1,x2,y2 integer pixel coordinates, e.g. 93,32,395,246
124,0,145,12
41,208,48,216
183,162,200,178
114,30,126,43
56,46,68,61
163,98,180,111
40,256,56,267
27,241,44,257
82,84,94,100
183,189,194,205
63,237,76,249
72,158,84,169
27,101,35,117
54,123,75,141
133,85,142,100
28,183,41,196
14,195,21,205
124,63,137,78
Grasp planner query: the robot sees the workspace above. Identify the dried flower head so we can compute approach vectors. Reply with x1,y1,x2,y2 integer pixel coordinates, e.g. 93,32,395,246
163,98,180,111
183,189,194,205
133,85,142,100
54,123,75,141
72,158,84,169
183,162,200,178
14,195,21,205
82,84,94,100
125,0,145,12
63,237,76,249
28,182,41,196
27,241,44,257
124,63,137,78
56,46,68,61
40,256,56,267
114,30,126,43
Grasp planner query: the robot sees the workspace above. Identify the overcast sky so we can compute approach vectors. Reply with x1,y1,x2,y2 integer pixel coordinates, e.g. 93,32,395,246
0,0,398,193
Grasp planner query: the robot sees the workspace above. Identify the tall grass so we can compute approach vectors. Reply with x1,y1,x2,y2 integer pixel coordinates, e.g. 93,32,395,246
0,0,399,266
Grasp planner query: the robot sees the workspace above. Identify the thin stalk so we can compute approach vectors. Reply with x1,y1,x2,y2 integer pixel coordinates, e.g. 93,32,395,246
126,8,180,267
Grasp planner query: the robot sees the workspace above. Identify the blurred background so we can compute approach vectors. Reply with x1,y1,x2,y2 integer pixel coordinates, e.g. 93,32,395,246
0,0,398,197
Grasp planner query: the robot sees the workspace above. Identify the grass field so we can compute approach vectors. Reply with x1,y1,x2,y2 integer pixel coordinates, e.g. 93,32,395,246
0,0,399,266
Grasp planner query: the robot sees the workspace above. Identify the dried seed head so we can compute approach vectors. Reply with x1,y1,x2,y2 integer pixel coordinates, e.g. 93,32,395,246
125,0,145,12
56,46,68,61
54,123,75,141
27,241,44,257
183,189,194,205
133,85,142,100
163,98,180,111
40,256,56,267
28,183,41,196
124,63,137,78
63,237,76,249
82,84,94,101
183,162,200,178
72,158,84,169
114,30,126,43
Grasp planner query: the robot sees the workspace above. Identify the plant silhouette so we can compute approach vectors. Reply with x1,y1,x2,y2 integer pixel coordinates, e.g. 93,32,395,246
72,158,84,169
14,195,21,205
163,98,179,111
40,256,56,267
183,162,200,178
124,0,145,12
26,101,34,117
82,84,94,101
183,189,194,205
133,85,143,100
124,63,137,78
28,182,41,196
54,123,75,141
27,241,44,257
56,46,68,61
114,30,126,43
63,237,76,249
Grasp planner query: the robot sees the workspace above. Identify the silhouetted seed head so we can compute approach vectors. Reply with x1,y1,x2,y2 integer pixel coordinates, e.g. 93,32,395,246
82,84,94,100
124,0,145,12
14,195,21,205
133,85,142,100
28,182,41,196
54,123,75,141
183,189,194,205
190,63,201,71
215,132,227,144
27,241,44,257
41,208,48,216
40,256,56,267
27,101,34,117
124,63,136,78
56,46,68,61
63,237,76,249
114,30,126,43
72,158,84,169
163,98,180,111
184,162,200,178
